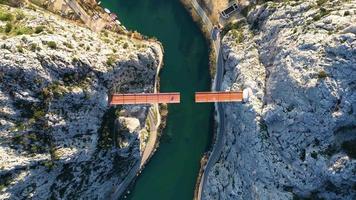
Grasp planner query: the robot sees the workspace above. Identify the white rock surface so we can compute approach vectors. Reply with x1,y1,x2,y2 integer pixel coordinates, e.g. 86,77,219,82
204,0,356,199
0,4,162,199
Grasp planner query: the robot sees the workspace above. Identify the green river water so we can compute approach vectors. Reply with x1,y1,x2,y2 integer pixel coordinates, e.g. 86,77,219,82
101,0,214,199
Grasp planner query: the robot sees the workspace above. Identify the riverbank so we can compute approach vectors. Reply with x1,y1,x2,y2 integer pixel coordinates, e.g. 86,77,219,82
180,0,217,78
178,1,224,200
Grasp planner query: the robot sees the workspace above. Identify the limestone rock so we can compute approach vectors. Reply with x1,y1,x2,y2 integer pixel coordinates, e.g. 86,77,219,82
204,0,356,199
0,4,162,199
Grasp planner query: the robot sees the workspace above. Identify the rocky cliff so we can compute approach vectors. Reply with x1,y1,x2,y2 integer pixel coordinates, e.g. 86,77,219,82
0,3,162,199
204,0,355,199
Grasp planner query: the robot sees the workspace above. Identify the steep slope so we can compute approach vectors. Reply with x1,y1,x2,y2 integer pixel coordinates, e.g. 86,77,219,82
0,4,162,199
204,0,355,199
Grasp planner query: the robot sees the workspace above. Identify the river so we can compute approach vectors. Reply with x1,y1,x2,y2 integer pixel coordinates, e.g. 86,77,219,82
101,0,214,199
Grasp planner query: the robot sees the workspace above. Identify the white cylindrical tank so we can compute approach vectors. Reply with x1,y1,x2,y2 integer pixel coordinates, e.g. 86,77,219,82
242,87,252,102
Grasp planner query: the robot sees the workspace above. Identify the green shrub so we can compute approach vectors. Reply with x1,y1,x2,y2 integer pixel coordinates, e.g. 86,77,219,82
102,30,109,37
47,41,57,49
320,7,329,17
209,50,216,77
4,22,12,33
17,45,23,53
33,109,45,120
240,3,255,17
221,21,244,36
14,26,33,35
98,107,119,149
0,11,13,21
299,149,306,161
49,145,60,160
27,133,37,140
316,0,327,6
311,151,318,159
30,43,37,51
30,145,40,153
63,42,73,49
318,70,328,79
21,36,27,43
43,160,55,169
34,25,45,34
15,122,26,131
259,121,268,132
115,38,121,44
313,7,331,21
16,11,25,21
12,134,22,144
341,139,356,159
313,14,321,21
62,72,75,84
231,30,244,43
123,42,128,49
47,82,65,97
322,144,337,157
106,55,116,66
103,38,110,43
72,57,79,63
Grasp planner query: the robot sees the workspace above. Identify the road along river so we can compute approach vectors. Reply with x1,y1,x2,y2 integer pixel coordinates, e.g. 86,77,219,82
101,0,214,199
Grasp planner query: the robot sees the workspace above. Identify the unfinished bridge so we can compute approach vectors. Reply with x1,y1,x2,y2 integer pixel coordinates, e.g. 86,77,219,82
108,91,243,105
195,91,242,103
109,93,181,105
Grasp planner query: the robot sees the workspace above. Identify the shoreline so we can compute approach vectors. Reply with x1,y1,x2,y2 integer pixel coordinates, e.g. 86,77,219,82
179,1,222,200
180,0,217,78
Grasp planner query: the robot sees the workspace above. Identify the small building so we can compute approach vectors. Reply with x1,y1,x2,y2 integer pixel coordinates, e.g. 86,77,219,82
92,14,99,20
220,3,238,19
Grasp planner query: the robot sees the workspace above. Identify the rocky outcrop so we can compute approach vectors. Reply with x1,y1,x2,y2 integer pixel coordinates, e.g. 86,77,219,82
0,4,162,199
204,0,355,199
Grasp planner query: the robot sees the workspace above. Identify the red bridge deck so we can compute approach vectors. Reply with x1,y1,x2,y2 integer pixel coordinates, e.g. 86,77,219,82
195,91,243,103
109,93,180,105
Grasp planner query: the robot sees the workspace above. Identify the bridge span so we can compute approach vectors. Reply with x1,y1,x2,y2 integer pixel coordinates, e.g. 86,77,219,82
109,93,180,105
195,91,243,103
